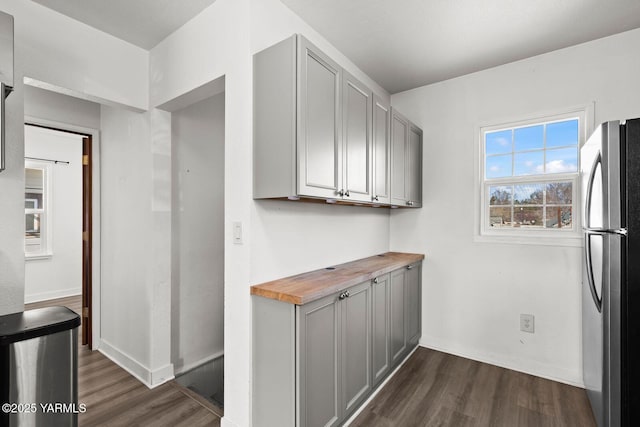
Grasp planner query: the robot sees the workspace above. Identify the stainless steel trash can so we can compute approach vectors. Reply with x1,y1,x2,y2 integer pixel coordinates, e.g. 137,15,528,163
0,306,81,427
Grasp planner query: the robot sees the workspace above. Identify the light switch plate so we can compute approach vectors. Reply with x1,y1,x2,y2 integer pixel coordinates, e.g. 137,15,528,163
233,222,243,244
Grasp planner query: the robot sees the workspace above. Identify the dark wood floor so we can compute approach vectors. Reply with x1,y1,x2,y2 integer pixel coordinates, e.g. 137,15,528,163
351,347,596,427
26,296,221,427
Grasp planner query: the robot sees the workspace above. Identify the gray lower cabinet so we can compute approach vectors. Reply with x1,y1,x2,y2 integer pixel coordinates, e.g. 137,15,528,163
252,262,422,427
405,263,422,346
389,267,407,365
297,280,371,426
371,274,391,385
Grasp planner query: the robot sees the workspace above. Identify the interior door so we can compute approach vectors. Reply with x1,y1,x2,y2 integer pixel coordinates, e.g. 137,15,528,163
82,136,92,348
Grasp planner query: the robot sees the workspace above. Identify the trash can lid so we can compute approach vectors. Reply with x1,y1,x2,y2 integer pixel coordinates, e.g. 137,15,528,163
0,306,81,345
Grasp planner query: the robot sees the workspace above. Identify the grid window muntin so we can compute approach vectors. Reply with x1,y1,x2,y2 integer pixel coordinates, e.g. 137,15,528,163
481,114,582,236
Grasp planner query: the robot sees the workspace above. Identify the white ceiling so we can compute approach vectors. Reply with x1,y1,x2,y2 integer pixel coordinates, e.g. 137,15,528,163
281,0,640,93
29,0,640,93
30,0,217,49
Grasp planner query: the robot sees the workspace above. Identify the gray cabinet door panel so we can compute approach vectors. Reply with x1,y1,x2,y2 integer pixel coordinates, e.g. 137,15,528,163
341,281,372,415
297,37,342,199
372,274,390,385
390,268,407,365
342,71,372,202
297,294,341,427
372,95,390,204
408,124,423,207
405,264,421,346
390,110,409,205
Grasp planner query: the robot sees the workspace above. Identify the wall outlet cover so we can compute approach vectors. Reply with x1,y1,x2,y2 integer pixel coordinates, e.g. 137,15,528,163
520,313,534,333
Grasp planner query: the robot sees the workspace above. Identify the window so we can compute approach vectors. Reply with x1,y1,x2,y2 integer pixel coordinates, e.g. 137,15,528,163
479,110,586,244
25,160,52,258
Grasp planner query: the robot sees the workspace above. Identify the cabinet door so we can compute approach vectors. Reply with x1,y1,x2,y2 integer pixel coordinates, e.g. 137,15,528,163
390,109,409,206
372,95,391,205
297,294,341,427
297,36,342,199
341,281,372,416
389,268,407,365
371,274,390,385
342,71,372,203
405,263,421,346
407,123,423,207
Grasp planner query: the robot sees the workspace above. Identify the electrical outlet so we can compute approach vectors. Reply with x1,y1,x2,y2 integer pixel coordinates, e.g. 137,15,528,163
520,314,535,333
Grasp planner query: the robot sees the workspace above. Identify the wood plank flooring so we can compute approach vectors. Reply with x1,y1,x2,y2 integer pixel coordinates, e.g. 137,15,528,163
26,296,220,427
27,297,595,426
351,347,596,427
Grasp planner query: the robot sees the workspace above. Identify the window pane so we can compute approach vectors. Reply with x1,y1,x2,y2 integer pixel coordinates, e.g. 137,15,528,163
489,186,512,205
514,125,543,151
547,119,578,148
489,207,511,227
486,130,512,155
25,168,44,190
514,206,543,228
514,184,543,205
486,154,512,178
546,206,572,228
25,192,43,209
26,213,41,238
514,151,543,176
546,182,573,204
545,147,578,174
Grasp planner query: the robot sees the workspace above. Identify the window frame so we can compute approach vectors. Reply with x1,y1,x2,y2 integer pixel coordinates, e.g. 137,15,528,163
25,159,53,259
475,108,590,246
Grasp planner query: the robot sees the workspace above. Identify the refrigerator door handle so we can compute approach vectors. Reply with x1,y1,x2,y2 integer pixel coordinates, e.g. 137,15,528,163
584,152,602,229
584,227,628,236
584,233,603,313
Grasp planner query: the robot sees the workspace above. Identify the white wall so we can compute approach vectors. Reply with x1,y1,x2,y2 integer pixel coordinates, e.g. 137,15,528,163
390,28,640,385
150,0,392,425
24,126,83,302
0,0,148,316
24,85,101,130
100,105,173,387
171,92,225,374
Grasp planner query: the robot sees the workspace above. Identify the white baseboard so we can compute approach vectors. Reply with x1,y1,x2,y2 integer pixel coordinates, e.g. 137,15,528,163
25,288,81,304
221,417,239,427
420,339,584,388
99,339,175,389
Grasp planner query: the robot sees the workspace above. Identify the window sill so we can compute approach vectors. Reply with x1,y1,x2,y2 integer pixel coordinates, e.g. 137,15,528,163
25,253,53,261
474,233,582,247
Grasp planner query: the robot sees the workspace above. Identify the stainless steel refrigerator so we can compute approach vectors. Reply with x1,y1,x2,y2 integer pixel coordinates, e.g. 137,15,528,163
582,118,640,427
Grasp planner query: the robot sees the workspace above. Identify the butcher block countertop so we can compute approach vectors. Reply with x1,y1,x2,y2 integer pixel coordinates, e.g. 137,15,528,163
251,252,424,305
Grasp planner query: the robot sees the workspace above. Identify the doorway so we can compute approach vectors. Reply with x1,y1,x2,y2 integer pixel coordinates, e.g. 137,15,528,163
23,123,96,349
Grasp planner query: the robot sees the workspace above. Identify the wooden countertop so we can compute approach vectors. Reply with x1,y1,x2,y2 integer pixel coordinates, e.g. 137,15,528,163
251,252,424,305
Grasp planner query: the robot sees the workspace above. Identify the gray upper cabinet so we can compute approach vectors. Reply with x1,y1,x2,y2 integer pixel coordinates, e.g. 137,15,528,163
297,293,341,427
298,36,342,199
254,34,376,203
371,274,391,385
390,108,423,207
372,95,391,205
342,71,373,203
408,124,423,208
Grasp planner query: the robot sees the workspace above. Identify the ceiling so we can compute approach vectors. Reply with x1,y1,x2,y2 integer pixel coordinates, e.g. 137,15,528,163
281,0,640,93
30,0,640,93
30,0,217,49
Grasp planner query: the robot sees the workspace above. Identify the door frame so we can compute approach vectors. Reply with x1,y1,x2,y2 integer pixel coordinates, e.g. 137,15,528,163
25,115,102,349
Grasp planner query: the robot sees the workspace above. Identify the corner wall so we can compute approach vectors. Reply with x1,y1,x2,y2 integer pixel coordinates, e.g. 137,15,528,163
390,28,640,385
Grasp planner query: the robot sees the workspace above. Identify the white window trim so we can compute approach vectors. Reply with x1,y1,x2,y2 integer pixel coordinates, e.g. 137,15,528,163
25,159,53,259
473,105,594,246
